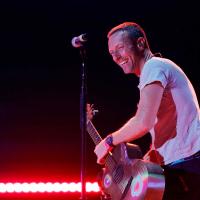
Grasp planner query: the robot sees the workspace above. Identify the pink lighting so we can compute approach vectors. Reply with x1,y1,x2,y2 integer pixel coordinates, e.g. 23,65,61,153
0,182,100,193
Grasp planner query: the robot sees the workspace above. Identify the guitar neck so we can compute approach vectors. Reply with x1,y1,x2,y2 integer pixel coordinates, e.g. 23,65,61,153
87,120,116,171
87,120,102,145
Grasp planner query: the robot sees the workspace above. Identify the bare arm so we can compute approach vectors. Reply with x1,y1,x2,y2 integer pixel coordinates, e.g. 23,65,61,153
112,81,164,145
94,81,164,164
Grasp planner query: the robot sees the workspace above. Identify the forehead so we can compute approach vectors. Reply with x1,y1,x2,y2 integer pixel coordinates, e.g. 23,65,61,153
108,31,129,49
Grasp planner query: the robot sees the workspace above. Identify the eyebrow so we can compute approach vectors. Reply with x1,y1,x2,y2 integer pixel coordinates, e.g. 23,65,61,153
109,43,124,52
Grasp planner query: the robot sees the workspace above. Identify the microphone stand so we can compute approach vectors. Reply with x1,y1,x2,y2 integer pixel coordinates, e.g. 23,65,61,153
79,46,87,200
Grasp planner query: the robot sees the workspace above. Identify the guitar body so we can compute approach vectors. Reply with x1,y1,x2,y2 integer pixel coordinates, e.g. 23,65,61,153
100,143,165,200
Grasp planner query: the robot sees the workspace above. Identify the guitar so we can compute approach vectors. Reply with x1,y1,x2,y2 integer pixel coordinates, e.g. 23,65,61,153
87,105,165,200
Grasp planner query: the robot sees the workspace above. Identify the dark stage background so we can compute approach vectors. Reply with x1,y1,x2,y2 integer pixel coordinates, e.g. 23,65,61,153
0,0,200,198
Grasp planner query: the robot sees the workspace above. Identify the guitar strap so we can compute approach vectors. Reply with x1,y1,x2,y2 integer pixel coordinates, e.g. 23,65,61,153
120,176,133,200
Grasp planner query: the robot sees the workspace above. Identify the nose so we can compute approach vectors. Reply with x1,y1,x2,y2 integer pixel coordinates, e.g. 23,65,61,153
112,51,121,63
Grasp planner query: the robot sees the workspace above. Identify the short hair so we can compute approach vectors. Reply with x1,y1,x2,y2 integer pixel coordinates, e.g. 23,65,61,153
107,22,150,48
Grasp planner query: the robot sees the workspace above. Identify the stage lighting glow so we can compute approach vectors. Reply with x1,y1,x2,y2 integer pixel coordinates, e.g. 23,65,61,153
0,182,100,193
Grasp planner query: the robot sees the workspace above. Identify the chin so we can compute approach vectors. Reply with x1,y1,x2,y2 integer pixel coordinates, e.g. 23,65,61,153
123,66,133,74
123,69,131,74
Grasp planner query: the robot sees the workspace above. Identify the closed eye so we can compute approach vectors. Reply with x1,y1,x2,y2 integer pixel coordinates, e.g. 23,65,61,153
109,46,124,56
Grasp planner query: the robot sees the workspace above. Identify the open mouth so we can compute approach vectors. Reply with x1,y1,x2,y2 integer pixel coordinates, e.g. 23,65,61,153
119,58,128,65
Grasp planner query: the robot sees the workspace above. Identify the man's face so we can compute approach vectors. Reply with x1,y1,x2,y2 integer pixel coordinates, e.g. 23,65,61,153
108,30,140,74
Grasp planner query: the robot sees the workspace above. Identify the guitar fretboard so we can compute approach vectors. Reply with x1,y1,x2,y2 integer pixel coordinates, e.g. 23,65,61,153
87,120,117,171
87,120,102,145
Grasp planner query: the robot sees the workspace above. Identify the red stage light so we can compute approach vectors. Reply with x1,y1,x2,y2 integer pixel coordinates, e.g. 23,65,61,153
0,182,100,193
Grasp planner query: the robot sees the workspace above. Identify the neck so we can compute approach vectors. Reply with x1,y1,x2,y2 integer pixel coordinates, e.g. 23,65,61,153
137,49,153,76
144,49,153,63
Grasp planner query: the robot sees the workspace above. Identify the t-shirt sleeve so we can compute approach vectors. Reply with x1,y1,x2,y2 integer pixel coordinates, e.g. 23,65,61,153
138,61,168,90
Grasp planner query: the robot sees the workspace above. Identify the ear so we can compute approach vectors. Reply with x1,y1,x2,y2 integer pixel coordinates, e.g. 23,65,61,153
137,37,145,50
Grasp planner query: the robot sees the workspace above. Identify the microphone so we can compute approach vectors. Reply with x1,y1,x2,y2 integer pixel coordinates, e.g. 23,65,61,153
71,33,88,48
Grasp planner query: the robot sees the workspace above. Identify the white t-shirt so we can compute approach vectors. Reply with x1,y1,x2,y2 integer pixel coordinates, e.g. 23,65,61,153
138,57,200,165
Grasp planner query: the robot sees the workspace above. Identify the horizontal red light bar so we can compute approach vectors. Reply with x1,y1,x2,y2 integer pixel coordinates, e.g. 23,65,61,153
0,182,100,193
